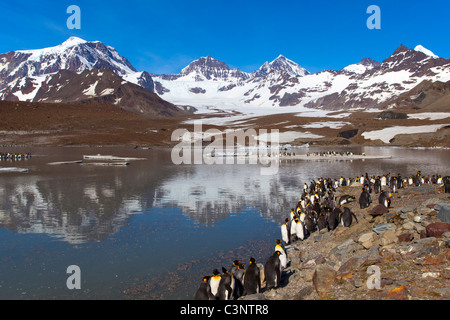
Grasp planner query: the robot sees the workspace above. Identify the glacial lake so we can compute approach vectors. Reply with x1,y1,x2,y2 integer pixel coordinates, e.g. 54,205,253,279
0,145,449,299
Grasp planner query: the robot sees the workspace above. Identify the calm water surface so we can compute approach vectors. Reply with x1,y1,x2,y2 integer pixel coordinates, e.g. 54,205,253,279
0,146,448,299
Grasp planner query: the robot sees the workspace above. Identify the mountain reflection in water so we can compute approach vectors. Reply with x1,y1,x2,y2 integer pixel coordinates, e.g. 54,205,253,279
0,146,448,299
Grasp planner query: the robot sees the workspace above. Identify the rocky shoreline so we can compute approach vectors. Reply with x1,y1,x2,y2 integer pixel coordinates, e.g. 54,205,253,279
240,182,450,300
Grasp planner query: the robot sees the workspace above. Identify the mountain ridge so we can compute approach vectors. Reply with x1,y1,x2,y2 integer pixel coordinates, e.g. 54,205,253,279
1,38,449,113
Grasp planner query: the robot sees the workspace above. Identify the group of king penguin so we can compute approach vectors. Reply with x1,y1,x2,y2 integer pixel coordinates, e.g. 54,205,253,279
194,241,287,300
195,170,449,300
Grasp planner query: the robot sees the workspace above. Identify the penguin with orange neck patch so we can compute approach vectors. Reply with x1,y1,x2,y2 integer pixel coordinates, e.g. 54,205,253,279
243,257,261,295
218,267,235,300
275,239,288,269
264,251,282,290
194,276,215,300
379,191,392,208
281,218,291,245
209,269,221,299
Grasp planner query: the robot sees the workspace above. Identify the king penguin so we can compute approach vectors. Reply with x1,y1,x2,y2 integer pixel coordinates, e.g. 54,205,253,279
340,207,359,227
281,218,290,245
275,239,288,269
290,215,297,242
230,260,240,276
194,276,215,300
295,217,305,240
243,257,261,295
233,263,246,299
264,251,282,290
209,269,221,299
378,191,391,208
218,267,235,300
358,187,371,209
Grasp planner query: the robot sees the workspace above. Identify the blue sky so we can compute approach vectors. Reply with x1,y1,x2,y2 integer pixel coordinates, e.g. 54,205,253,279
1,0,449,74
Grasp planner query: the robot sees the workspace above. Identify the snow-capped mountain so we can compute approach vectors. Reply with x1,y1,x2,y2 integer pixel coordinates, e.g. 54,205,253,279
304,44,450,110
1,37,449,115
152,54,312,106
178,55,250,82
153,44,450,111
254,55,310,78
414,45,439,59
0,37,154,102
342,58,381,75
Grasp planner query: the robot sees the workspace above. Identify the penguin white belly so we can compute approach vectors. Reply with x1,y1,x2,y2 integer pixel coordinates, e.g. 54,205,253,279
301,200,306,209
226,276,235,300
290,221,297,236
296,222,304,240
210,277,221,297
279,252,287,269
300,213,306,223
281,225,289,244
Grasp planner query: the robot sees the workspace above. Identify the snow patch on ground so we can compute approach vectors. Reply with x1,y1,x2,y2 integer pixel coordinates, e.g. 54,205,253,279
301,121,351,129
362,124,448,143
408,113,450,120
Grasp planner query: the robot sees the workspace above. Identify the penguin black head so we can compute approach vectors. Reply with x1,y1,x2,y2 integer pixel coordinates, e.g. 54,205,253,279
238,263,245,269
222,267,229,274
202,276,211,282
274,251,282,256
276,239,282,244
213,269,220,276
249,257,256,264
233,260,240,266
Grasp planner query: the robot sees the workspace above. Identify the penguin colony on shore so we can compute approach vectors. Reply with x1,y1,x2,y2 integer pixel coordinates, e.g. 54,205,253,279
306,151,362,157
0,152,31,161
194,171,450,300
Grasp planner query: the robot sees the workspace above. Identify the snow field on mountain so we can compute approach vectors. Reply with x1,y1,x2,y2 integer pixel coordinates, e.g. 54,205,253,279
11,75,47,101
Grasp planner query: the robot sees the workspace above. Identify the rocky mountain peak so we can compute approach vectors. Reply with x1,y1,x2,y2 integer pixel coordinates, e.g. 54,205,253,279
179,56,250,81
381,44,449,76
59,36,88,48
0,37,155,94
181,55,230,75
360,57,381,68
254,54,309,78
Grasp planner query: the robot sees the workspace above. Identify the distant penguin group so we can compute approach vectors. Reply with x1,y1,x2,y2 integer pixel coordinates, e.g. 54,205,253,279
0,152,31,161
